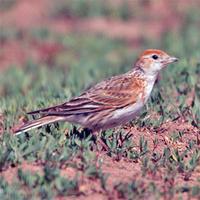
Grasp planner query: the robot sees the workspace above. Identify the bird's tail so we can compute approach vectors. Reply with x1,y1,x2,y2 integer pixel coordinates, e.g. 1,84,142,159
14,116,65,136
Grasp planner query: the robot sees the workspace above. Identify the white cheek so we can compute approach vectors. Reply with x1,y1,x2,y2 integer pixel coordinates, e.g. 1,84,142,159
151,62,161,71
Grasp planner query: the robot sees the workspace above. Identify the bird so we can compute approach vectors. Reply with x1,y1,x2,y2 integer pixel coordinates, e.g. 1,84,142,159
14,49,178,135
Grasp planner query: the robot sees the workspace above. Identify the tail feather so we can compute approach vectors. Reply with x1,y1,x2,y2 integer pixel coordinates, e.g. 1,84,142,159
14,116,65,136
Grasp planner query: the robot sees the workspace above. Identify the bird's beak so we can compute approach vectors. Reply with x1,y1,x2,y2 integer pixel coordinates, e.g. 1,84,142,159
166,56,179,64
162,56,178,66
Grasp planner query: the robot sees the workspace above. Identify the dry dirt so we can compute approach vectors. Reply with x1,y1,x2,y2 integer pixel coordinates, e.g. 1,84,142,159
1,119,200,199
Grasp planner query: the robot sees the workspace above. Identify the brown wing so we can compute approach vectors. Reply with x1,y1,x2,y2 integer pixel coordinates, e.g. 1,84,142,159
28,72,146,116
85,72,146,107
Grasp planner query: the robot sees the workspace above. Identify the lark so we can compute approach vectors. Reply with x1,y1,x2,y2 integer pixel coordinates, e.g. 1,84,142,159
14,49,178,135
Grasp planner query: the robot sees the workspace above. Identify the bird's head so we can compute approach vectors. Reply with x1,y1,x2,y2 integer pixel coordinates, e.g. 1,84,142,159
135,49,178,75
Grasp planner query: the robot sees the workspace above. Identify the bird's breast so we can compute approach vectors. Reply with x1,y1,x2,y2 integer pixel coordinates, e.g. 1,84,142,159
111,100,144,124
144,77,156,102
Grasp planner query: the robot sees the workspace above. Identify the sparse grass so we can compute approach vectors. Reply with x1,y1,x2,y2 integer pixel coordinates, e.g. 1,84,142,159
50,0,135,21
0,2,200,199
0,0,16,11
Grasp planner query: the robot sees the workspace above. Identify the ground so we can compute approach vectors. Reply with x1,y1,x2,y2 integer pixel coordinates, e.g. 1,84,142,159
0,0,200,199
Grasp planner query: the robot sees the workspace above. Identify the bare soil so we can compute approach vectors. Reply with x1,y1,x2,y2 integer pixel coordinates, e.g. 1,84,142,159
1,119,199,199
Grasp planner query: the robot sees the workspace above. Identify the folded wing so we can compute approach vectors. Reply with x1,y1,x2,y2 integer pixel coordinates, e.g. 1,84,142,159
27,72,146,116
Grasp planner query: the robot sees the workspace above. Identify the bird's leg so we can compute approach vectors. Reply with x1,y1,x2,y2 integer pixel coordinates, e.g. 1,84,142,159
92,130,109,152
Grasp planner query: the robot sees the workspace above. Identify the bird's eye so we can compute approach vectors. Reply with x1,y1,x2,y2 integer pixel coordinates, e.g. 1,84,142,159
152,55,158,60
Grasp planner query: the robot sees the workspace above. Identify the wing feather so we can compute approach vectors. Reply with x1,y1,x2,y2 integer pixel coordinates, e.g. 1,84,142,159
27,72,146,116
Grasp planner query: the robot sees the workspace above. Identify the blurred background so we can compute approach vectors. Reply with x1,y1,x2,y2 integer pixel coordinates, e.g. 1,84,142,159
1,1,200,199
1,0,200,70
0,0,200,125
